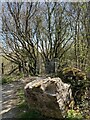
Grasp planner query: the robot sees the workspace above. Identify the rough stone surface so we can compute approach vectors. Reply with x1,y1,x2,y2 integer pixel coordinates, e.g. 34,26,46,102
24,77,73,119
62,67,86,80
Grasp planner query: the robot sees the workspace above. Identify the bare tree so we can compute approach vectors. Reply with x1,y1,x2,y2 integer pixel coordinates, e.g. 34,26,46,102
1,2,38,75
35,3,73,73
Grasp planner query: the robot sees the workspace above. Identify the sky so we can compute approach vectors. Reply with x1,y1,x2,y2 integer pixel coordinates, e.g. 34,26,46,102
0,3,2,30
0,3,2,44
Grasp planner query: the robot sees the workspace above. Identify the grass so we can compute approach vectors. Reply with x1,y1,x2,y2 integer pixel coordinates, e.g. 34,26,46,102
17,88,25,101
16,101,43,119
1,75,14,84
1,73,24,84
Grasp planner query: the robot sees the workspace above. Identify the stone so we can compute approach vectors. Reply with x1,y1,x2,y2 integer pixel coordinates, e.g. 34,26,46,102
62,67,87,104
24,77,73,119
62,67,86,81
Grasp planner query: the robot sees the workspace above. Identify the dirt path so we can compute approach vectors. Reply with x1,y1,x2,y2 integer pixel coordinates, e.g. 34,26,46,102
0,80,24,119
0,76,47,119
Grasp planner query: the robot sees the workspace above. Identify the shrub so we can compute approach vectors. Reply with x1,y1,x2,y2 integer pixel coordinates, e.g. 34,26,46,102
61,67,86,105
66,109,83,120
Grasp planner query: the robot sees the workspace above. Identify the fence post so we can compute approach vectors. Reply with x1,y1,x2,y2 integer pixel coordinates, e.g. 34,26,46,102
2,63,4,75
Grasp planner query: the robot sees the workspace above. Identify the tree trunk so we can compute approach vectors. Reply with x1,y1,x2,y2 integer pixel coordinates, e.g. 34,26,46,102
45,58,55,74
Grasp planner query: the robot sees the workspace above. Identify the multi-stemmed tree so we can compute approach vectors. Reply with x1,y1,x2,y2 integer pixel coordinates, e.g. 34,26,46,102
1,2,90,75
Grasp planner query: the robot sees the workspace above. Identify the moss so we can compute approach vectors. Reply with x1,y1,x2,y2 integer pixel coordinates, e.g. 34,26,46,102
62,67,86,80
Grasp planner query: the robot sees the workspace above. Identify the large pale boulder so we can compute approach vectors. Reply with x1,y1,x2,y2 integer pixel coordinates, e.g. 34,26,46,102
24,77,73,119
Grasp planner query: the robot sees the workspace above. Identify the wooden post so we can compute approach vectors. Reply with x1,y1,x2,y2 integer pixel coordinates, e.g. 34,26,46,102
2,63,4,75
18,63,21,72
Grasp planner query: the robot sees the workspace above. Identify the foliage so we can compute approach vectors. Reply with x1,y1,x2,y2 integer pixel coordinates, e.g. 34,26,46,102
17,88,25,102
59,67,87,105
66,109,82,120
1,73,24,84
1,75,14,84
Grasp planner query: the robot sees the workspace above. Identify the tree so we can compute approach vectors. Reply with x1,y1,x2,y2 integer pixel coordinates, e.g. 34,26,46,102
1,2,89,75
34,3,73,73
1,2,38,75
65,3,90,72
